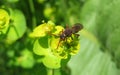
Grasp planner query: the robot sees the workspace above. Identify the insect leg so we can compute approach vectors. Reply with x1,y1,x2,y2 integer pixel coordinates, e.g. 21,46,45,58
56,39,61,49
74,33,80,38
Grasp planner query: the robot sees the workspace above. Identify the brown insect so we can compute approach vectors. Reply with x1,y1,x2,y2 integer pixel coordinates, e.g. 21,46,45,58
56,23,83,49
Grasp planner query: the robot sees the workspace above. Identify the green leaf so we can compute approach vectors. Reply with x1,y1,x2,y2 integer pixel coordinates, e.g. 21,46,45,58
96,0,120,67
6,9,26,43
6,0,19,3
68,0,120,74
15,49,35,68
6,50,15,58
80,0,100,32
68,30,119,75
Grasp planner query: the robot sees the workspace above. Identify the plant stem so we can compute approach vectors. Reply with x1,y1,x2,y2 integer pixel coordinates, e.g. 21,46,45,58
28,0,37,29
47,68,54,75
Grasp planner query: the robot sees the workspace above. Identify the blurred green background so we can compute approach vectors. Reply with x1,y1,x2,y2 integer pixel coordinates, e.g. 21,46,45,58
0,0,120,75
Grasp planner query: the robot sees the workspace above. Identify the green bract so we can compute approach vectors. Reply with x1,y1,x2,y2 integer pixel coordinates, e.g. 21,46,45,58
5,9,27,44
31,21,80,69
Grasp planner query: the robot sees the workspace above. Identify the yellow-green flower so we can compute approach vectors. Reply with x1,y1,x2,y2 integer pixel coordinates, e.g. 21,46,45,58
29,21,55,37
0,9,10,32
31,21,81,69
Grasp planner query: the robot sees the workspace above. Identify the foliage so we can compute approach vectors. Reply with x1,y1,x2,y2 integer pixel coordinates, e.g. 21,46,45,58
0,0,120,75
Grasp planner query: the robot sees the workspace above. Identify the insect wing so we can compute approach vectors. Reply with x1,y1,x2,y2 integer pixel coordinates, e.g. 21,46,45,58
72,23,83,33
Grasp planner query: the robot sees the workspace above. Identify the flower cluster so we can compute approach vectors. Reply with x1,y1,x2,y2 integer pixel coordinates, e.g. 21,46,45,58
0,9,10,33
30,21,80,68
